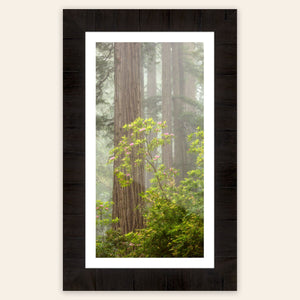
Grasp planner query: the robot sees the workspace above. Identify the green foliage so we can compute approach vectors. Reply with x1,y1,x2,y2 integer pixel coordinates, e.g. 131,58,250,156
96,119,204,258
96,229,127,257
123,196,204,257
96,43,114,106
96,200,118,236
96,43,114,143
108,117,174,187
96,137,113,203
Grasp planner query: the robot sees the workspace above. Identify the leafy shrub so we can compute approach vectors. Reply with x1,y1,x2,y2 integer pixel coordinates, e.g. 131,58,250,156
96,118,204,257
96,200,118,237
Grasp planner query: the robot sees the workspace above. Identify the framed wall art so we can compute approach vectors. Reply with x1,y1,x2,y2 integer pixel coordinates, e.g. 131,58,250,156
63,9,237,290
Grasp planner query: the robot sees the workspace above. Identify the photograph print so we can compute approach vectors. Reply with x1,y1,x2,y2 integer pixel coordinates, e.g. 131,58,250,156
85,32,214,268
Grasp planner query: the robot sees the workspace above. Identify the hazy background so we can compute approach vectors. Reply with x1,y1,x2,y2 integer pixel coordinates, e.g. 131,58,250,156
95,42,203,200
0,0,300,299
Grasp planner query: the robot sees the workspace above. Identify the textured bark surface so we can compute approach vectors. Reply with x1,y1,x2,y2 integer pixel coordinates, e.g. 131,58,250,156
172,43,187,182
162,43,173,169
112,43,145,234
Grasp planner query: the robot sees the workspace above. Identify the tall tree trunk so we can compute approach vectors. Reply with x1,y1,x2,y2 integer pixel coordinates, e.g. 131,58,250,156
162,43,173,169
184,43,197,173
172,43,187,183
140,45,145,119
112,43,144,234
184,43,196,104
145,44,157,188
147,43,157,115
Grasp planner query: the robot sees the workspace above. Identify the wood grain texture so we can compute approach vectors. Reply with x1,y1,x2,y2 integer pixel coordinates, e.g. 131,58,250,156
63,9,237,291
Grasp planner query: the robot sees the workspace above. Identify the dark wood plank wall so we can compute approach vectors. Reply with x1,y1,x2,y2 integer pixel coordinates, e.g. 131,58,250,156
63,9,237,291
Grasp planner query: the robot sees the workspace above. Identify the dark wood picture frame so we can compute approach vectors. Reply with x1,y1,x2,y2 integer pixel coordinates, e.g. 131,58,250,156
63,9,237,290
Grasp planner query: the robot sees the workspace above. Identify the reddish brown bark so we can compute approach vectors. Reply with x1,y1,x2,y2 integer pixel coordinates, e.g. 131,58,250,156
112,43,145,234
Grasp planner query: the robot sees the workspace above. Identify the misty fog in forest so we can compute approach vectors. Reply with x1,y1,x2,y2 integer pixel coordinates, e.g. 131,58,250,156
95,42,204,257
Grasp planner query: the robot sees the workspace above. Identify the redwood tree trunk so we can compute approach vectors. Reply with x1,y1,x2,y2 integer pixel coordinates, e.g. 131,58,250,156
112,43,145,234
147,43,157,113
172,43,186,182
184,43,197,173
162,43,173,169
184,43,196,104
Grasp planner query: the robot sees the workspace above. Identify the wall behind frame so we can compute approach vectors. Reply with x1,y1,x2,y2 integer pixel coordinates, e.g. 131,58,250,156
0,0,300,299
